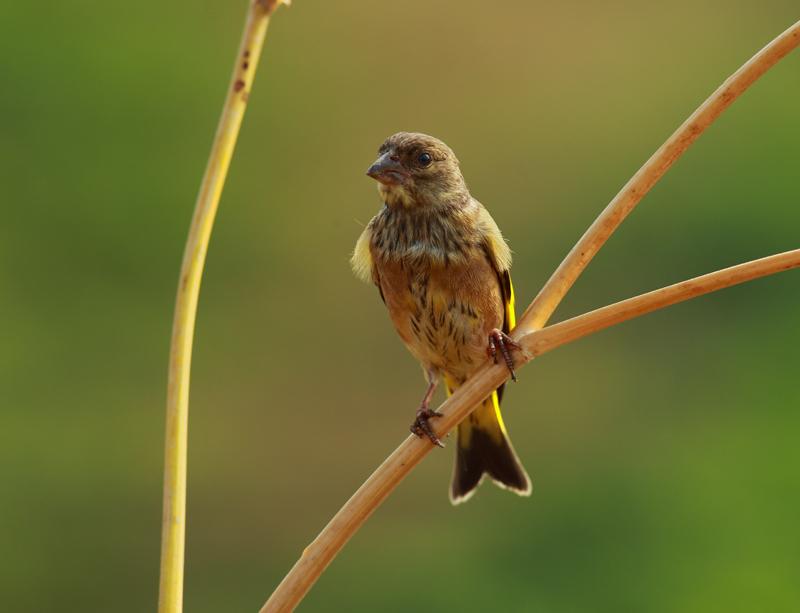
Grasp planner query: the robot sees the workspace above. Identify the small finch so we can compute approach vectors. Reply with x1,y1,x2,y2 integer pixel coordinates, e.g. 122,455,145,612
352,132,531,504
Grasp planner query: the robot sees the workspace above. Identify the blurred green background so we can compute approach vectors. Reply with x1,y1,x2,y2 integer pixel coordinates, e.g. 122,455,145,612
1,1,799,611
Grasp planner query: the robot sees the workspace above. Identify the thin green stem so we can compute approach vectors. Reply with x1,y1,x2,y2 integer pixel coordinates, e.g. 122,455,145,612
159,3,286,613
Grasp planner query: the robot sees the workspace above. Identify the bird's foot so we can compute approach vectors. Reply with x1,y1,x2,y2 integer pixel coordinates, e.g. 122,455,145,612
410,408,444,448
488,329,522,382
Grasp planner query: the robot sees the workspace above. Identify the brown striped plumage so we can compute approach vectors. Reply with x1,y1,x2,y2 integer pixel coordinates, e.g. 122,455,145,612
352,132,531,504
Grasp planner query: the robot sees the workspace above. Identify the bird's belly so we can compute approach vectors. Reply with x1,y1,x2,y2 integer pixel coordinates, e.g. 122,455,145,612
407,303,485,376
375,251,505,382
391,278,500,381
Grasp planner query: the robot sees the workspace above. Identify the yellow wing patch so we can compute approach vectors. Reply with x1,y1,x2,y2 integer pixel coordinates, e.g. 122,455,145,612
351,225,374,284
502,269,516,334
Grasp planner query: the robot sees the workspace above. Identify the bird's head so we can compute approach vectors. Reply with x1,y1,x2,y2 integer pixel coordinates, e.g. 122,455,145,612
366,132,468,209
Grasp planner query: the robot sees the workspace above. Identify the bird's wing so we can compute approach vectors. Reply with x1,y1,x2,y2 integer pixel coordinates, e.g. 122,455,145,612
480,244,515,336
475,204,515,333
351,224,385,303
477,205,516,405
499,268,516,335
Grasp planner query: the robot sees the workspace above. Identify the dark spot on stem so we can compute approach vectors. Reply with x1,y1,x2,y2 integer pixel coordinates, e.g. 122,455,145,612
234,79,245,92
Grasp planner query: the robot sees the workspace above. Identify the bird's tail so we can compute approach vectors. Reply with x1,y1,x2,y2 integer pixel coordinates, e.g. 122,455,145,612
448,387,531,505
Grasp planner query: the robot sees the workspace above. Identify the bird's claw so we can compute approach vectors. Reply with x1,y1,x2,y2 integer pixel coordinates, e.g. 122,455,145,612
410,408,444,448
488,329,522,382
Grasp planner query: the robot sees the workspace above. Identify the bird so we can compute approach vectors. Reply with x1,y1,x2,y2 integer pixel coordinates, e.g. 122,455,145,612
351,132,531,504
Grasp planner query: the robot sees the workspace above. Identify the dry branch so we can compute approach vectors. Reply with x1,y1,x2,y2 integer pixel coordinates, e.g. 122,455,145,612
516,19,800,334
521,249,800,358
261,248,800,613
260,19,800,613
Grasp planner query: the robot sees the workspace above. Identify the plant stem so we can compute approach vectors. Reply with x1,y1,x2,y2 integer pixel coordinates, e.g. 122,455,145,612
259,19,800,613
515,18,800,334
159,3,286,613
521,249,800,357
261,249,800,613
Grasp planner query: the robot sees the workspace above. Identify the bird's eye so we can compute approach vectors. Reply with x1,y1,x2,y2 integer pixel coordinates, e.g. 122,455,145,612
417,152,433,167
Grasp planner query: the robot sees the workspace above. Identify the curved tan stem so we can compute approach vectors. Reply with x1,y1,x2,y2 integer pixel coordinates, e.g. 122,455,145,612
261,247,800,613
260,19,800,613
159,2,287,613
515,19,800,335
520,249,800,358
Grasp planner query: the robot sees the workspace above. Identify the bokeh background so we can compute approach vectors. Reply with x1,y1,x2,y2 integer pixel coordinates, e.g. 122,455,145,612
2,1,799,611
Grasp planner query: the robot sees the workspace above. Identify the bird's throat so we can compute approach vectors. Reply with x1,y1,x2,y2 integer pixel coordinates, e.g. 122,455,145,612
378,182,415,209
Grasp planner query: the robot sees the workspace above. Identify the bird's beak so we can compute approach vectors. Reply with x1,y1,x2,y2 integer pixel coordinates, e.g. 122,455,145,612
366,152,410,185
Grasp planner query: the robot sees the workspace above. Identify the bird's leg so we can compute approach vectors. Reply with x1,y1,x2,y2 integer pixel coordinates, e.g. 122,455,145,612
410,376,444,448
488,329,523,382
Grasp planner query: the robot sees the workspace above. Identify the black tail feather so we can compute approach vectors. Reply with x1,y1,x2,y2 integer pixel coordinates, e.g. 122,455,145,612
449,417,530,504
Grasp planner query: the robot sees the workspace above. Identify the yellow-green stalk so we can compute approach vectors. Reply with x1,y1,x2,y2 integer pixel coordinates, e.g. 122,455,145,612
159,3,287,613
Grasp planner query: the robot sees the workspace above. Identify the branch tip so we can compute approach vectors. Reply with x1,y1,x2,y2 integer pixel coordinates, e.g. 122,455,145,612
256,0,290,14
